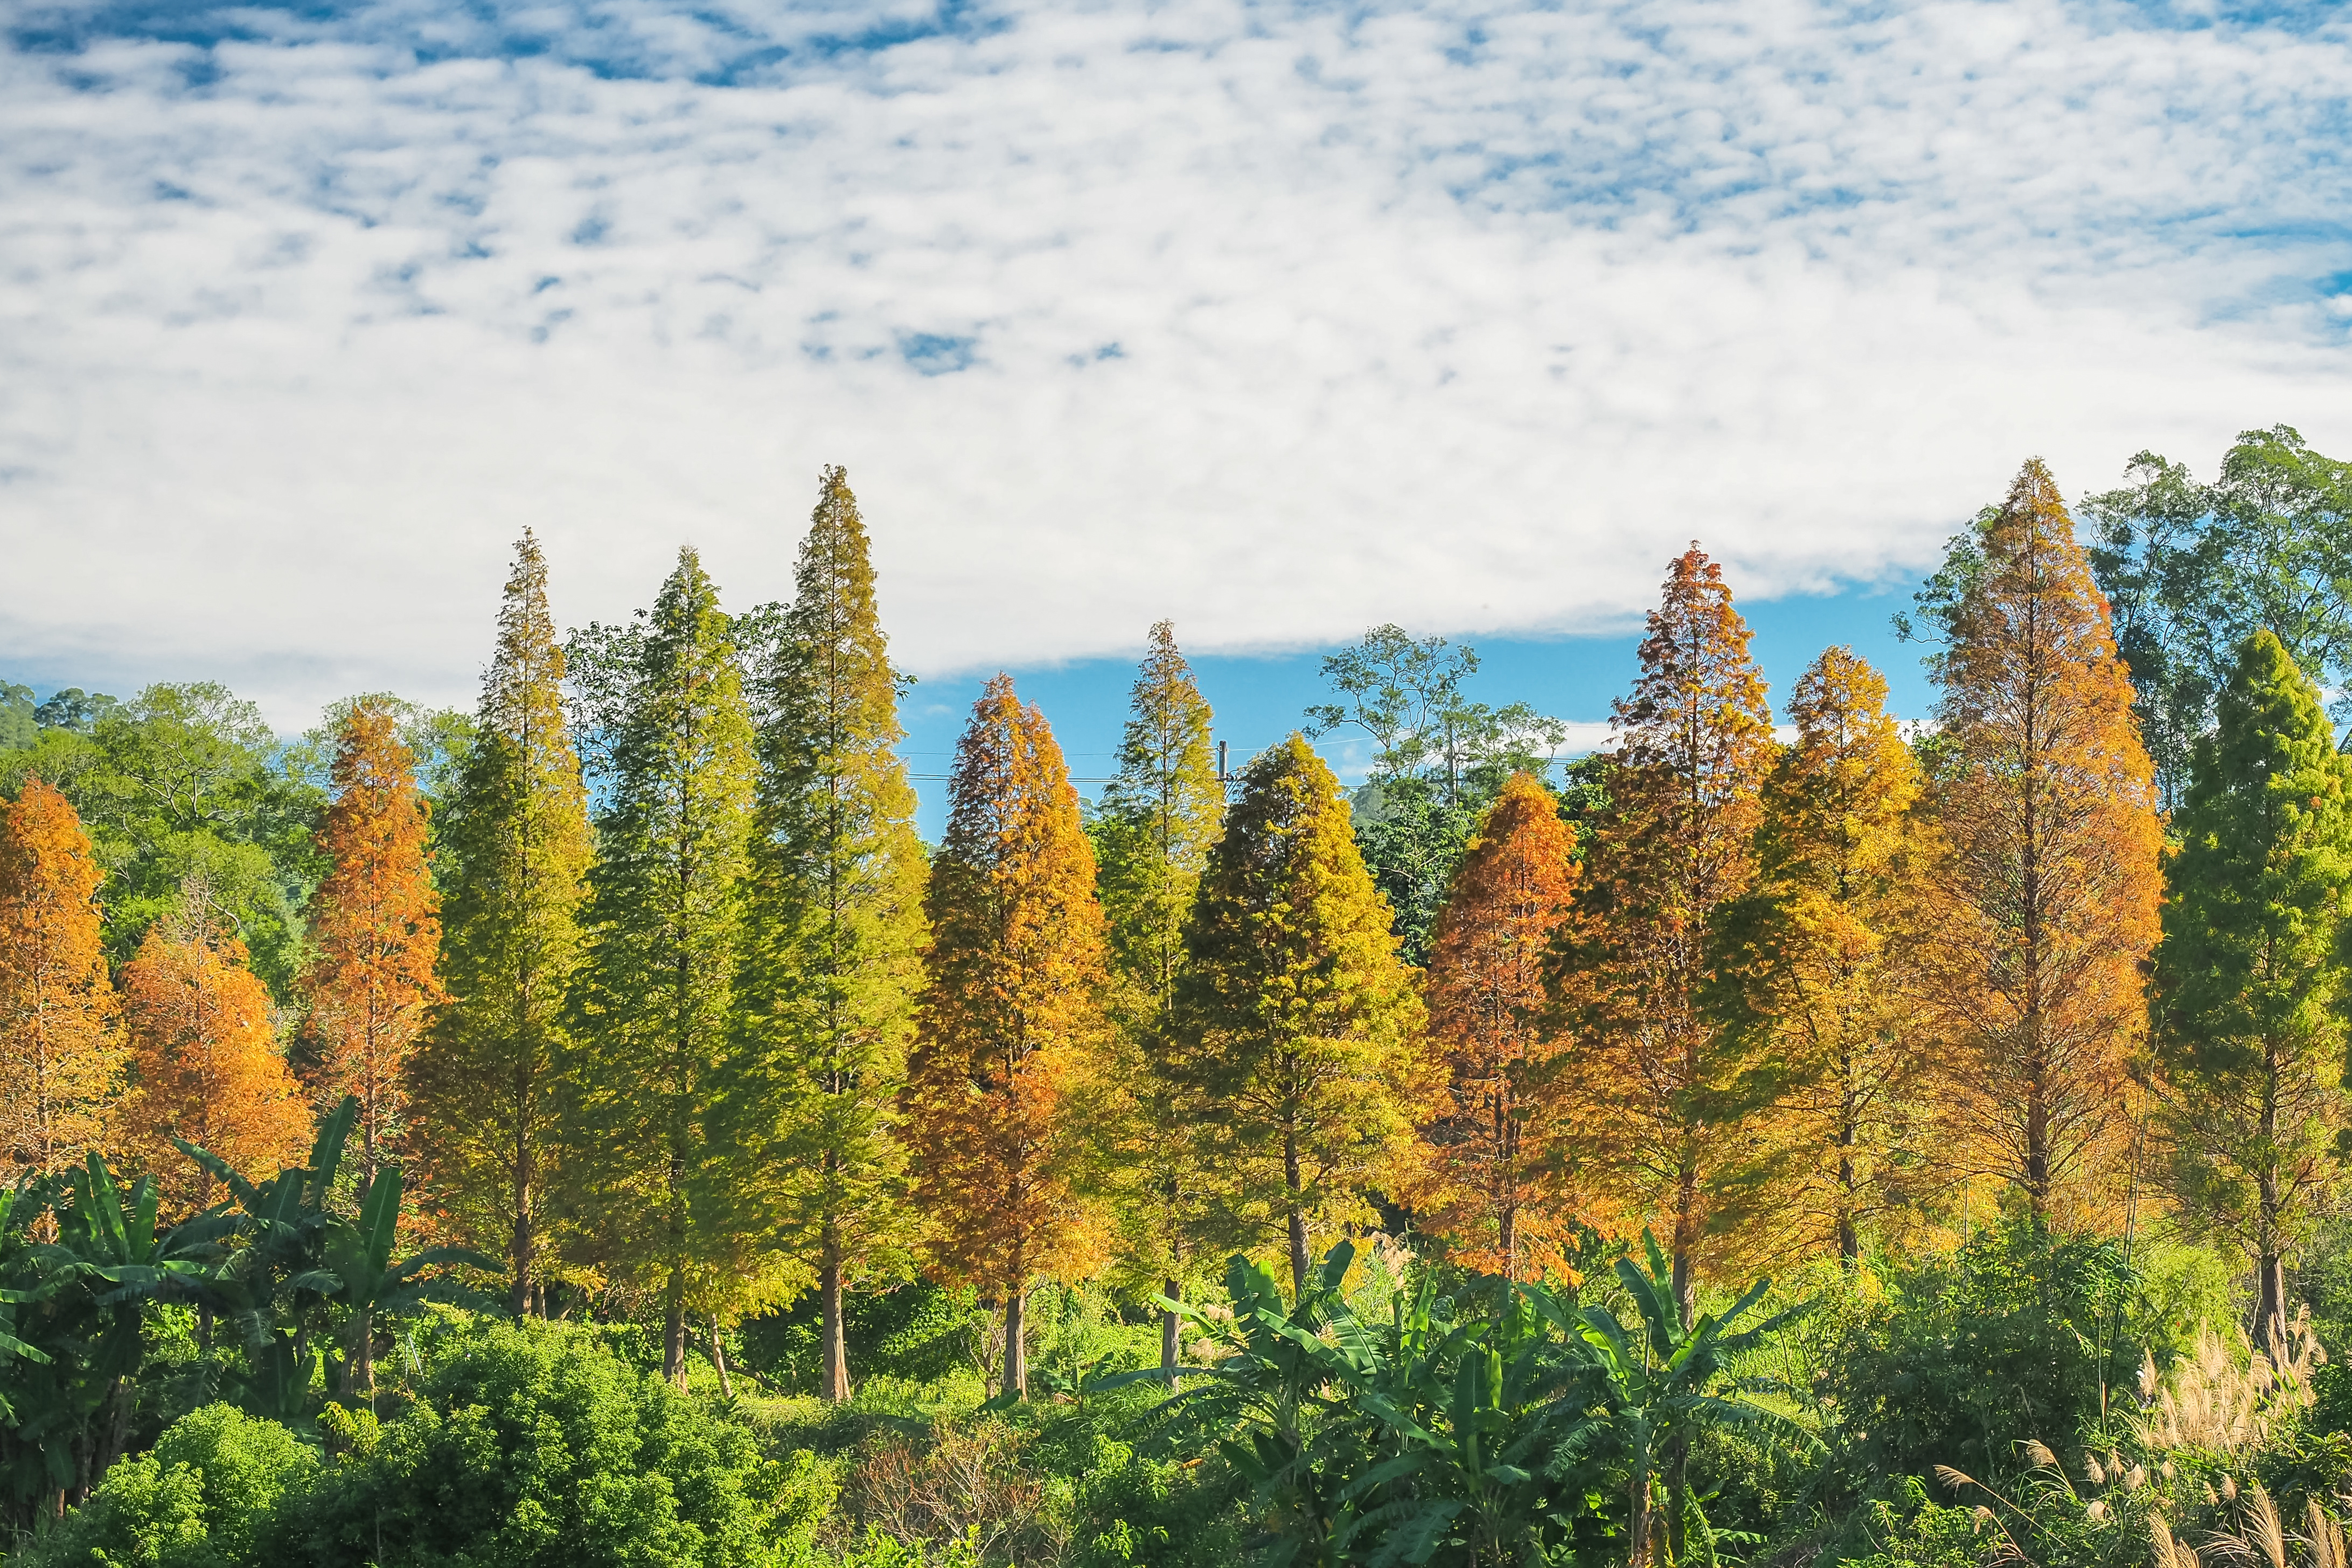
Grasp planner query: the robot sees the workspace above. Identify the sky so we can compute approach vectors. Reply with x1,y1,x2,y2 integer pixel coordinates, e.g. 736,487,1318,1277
5,0,2352,829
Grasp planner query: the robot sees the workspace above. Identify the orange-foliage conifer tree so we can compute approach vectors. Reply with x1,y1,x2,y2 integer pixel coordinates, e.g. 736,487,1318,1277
904,676,1112,1398
1914,459,2163,1227
301,701,444,1181
1711,647,1928,1262
1551,544,1777,1327
117,878,309,1213
1416,770,1579,1284
0,778,123,1178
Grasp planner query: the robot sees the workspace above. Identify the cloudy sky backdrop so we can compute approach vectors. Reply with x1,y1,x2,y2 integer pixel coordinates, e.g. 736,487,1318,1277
5,0,2351,808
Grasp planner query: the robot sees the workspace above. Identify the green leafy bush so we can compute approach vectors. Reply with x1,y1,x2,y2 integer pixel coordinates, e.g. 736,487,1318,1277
20,1320,830,1568
280,1318,829,1567
1826,1224,2206,1482
17,1403,315,1568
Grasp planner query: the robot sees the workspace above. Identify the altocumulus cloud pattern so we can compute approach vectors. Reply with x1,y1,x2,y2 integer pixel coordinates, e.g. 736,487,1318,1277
2,0,2350,718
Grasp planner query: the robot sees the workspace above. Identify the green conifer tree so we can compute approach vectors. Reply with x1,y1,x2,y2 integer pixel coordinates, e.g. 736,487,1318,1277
1090,621,1223,1373
738,468,929,1402
413,532,593,1314
561,548,764,1385
2152,628,2352,1356
1168,734,1426,1298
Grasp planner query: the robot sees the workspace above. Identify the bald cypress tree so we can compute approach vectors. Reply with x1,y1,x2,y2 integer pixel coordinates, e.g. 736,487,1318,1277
1550,544,1777,1328
1914,460,2162,1228
2153,628,2352,1355
562,548,762,1386
412,532,593,1314
738,468,928,1402
1169,735,1426,1299
1091,622,1223,1373
1710,646,1929,1263
905,677,1112,1398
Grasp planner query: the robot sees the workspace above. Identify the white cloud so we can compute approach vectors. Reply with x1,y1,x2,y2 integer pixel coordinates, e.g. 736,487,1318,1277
2,0,2351,723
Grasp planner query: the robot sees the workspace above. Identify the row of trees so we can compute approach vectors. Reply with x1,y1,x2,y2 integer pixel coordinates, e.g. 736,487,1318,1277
6,434,2350,1400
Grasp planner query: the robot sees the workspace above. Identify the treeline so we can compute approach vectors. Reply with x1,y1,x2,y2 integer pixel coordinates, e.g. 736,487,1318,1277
6,431,2352,1410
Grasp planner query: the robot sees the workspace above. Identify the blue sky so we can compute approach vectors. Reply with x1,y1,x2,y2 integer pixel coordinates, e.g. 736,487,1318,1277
1,0,2348,769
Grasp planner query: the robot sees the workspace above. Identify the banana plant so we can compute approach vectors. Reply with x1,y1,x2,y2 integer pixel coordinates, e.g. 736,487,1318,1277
1320,1278,1604,1567
0,1154,231,1528
1546,1231,1812,1568
176,1096,364,1422
178,1098,493,1417
324,1163,494,1406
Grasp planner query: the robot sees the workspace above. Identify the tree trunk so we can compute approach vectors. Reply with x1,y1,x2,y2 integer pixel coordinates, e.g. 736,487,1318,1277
1628,1468,1653,1568
1498,1205,1518,1288
1284,1124,1309,1300
510,1160,534,1317
343,1305,375,1404
820,1226,850,1402
1160,1276,1182,1381
709,1316,733,1399
663,1270,688,1387
2258,1251,2289,1365
1003,1284,1027,1399
1666,1432,1690,1567
1671,1151,1700,1332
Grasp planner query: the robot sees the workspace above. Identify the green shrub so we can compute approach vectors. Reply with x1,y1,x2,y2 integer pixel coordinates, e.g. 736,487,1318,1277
276,1318,829,1567
1840,1476,1995,1568
20,1404,316,1568
1826,1224,2210,1482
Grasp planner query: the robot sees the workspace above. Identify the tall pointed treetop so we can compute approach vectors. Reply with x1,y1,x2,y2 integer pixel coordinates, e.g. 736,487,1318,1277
740,466,928,1401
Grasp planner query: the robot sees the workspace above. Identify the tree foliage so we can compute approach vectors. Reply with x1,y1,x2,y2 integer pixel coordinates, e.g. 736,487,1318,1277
738,467,929,1401
2085,425,2352,806
1550,544,1777,1324
905,675,1112,1396
410,530,593,1316
1307,626,1567,966
560,548,767,1384
300,701,444,1183
116,882,309,1217
1912,459,2163,1229
1090,622,1223,1365
1711,646,1930,1262
1415,770,1581,1284
1168,735,1426,1299
0,778,124,1180
2150,628,2352,1354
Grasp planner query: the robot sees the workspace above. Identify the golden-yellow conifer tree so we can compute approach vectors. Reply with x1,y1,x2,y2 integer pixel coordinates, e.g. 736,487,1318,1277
1168,735,1427,1299
1711,647,1928,1262
0,778,123,1178
904,676,1112,1397
1550,544,1776,1326
1915,459,2162,1226
301,701,444,1181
